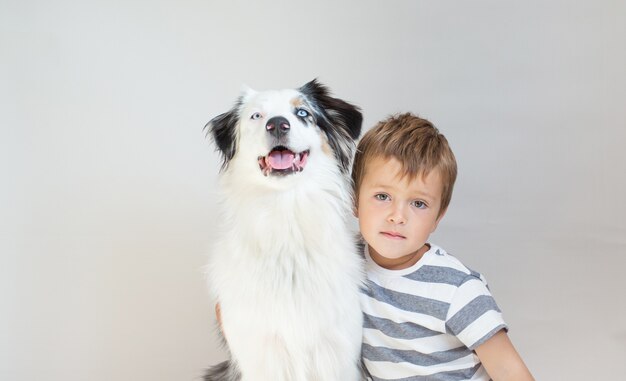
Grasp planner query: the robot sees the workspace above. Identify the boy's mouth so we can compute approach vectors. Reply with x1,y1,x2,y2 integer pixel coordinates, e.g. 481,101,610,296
381,231,406,239
258,146,310,176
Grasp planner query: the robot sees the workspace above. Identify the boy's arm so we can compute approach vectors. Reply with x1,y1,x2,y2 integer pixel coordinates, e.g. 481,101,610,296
474,330,534,381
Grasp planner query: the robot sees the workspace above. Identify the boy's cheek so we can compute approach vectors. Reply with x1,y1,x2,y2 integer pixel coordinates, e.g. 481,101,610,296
353,197,363,218
431,207,447,232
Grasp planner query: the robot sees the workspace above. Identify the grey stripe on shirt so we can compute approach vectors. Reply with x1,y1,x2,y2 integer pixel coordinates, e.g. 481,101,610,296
446,295,502,335
363,313,441,339
362,343,469,367
402,265,470,286
368,363,482,381
364,280,449,320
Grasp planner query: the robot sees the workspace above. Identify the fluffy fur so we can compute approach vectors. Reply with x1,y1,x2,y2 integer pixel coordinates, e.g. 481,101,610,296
203,80,364,381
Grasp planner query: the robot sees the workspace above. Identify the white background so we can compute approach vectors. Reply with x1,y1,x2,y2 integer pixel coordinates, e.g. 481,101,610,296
2,0,625,380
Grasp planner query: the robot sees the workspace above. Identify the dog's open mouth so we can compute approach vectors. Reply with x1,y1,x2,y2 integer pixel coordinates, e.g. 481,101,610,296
258,146,310,176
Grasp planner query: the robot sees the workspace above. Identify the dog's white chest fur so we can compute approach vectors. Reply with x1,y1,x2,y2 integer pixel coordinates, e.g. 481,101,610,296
208,182,364,381
205,81,364,381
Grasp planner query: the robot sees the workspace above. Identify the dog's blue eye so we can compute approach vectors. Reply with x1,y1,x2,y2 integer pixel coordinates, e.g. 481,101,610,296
251,112,262,120
296,109,309,118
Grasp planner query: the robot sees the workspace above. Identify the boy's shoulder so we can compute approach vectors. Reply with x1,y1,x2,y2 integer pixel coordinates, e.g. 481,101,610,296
409,244,486,287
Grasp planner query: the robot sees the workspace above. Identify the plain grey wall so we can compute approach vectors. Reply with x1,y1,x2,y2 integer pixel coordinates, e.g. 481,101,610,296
2,0,625,380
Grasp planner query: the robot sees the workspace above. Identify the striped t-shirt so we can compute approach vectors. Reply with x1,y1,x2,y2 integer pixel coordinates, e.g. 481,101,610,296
360,244,507,381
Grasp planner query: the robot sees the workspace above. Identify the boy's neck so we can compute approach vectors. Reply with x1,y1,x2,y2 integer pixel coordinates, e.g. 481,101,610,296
369,243,430,270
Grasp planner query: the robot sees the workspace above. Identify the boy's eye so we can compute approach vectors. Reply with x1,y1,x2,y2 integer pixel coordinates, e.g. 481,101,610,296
374,194,390,201
412,200,427,209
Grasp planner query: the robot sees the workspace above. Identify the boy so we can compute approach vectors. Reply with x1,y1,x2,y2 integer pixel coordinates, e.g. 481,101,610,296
352,113,534,381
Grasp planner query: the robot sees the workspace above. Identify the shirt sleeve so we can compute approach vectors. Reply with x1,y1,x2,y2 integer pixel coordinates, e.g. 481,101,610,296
445,274,508,350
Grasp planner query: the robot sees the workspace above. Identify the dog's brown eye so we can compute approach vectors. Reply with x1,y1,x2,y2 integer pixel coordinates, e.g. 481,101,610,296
251,112,262,120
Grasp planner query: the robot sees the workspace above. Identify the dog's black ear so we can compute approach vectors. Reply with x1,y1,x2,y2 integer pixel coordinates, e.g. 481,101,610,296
299,79,362,140
300,79,362,173
204,100,241,171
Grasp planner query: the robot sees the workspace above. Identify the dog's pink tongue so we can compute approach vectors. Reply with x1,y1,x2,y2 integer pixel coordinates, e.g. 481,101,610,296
268,150,295,170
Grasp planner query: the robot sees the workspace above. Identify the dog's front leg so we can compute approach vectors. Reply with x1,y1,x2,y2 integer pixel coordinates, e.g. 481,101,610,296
230,332,304,381
304,336,362,381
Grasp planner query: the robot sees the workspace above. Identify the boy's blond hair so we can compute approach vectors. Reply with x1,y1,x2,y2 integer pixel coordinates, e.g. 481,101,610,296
352,113,457,218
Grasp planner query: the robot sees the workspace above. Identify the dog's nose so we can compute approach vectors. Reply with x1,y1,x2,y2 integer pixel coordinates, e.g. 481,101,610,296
266,116,290,138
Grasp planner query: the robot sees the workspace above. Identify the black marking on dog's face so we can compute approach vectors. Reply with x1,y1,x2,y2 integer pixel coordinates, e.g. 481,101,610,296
299,79,363,173
294,107,313,124
205,97,241,171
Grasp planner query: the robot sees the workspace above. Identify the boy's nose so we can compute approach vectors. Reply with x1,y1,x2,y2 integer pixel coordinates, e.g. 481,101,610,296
387,204,407,225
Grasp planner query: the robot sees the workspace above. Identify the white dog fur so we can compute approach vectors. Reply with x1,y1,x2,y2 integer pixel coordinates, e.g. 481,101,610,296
203,80,365,381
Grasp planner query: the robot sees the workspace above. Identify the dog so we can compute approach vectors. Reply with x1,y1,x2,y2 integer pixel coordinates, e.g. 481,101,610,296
203,80,364,381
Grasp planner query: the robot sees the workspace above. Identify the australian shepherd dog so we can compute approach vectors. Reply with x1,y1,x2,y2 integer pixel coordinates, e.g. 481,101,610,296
203,80,365,381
